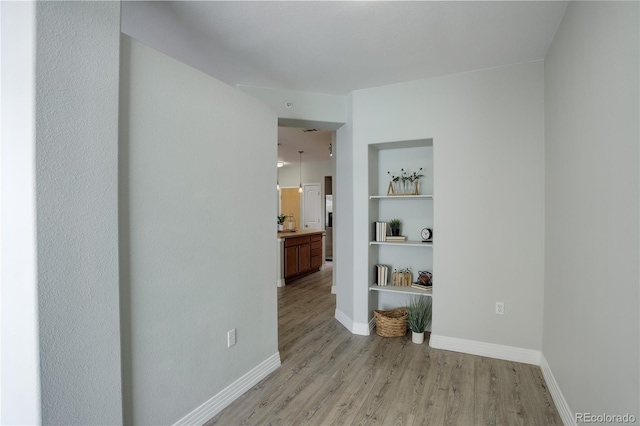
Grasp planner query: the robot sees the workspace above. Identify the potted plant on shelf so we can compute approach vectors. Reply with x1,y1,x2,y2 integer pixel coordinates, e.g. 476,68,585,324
387,168,424,195
277,214,287,231
407,296,432,344
389,218,401,236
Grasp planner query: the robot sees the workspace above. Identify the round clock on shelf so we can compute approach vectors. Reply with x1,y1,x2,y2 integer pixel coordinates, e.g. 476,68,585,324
421,228,432,242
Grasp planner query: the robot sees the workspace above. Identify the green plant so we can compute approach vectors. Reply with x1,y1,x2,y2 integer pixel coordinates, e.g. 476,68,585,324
389,218,401,231
277,214,287,225
409,168,424,182
387,168,424,183
407,296,432,333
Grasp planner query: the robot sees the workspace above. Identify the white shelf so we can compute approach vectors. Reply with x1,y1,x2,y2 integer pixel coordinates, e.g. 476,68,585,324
370,240,433,247
368,139,434,318
370,194,433,200
369,285,433,297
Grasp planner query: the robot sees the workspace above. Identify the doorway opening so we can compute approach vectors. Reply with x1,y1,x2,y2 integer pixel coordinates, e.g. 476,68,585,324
276,125,337,319
324,176,333,262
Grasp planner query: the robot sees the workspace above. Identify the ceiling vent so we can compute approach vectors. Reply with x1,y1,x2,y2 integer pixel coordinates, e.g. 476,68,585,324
302,129,319,133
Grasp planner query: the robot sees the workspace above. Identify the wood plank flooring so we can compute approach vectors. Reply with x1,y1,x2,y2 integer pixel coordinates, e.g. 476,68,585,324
207,265,561,426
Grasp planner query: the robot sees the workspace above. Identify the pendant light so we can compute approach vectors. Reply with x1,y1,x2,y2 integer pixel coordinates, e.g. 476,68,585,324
298,150,304,193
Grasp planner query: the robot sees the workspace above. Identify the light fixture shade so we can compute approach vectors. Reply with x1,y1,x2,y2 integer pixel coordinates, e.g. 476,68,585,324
298,184,302,193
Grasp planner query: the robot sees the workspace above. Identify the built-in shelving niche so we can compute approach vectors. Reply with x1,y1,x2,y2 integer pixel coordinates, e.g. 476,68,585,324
367,138,434,330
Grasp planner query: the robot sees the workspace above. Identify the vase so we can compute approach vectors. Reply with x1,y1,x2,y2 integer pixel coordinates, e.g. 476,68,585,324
411,331,424,344
278,224,284,231
391,228,400,236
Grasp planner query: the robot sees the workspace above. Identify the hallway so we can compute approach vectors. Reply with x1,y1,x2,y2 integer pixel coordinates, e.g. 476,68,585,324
208,265,561,425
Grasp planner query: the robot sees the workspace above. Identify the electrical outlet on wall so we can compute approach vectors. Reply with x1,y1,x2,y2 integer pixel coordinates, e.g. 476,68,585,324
227,329,236,347
495,302,505,315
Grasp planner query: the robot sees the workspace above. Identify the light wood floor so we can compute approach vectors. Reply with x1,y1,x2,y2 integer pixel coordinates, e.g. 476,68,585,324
207,265,561,426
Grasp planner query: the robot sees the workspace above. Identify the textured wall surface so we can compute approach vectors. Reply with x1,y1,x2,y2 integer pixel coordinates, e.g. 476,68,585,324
349,61,545,348
334,94,355,327
119,36,279,424
34,2,123,424
544,1,639,419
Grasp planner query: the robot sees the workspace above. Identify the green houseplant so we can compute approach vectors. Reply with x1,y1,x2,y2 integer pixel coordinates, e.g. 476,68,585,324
277,214,287,231
389,218,401,236
407,296,432,344
387,168,424,195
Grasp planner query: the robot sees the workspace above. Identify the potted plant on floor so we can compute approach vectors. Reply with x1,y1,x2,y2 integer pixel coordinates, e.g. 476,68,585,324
277,214,287,231
407,296,432,344
389,218,401,236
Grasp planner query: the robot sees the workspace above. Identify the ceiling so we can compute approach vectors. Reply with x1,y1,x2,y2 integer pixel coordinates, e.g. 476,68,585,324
121,0,568,161
122,1,567,95
278,127,332,165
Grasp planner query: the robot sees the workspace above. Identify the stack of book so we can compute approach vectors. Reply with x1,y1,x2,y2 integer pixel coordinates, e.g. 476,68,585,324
410,281,433,292
374,222,387,242
376,264,390,286
386,235,406,242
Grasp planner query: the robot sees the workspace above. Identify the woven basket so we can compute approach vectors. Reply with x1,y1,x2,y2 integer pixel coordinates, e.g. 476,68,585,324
374,307,408,337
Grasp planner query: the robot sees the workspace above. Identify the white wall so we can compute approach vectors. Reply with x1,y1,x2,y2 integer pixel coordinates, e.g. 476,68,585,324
1,2,41,424
334,94,356,330
1,1,136,424
33,3,123,424
348,62,545,350
278,159,332,227
544,1,639,421
119,36,279,424
238,86,346,129
278,160,332,189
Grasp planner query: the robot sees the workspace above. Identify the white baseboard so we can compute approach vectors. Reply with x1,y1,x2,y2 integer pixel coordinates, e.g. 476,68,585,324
334,308,352,331
334,309,370,336
331,285,336,294
277,278,285,288
429,334,541,365
352,321,370,336
173,352,281,426
540,353,575,426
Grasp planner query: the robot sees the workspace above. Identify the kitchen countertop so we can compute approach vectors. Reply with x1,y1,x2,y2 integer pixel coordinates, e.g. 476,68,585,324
277,229,326,239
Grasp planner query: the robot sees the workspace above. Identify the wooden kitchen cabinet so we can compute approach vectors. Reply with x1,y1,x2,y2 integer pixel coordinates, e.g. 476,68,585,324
284,233,322,283
310,234,322,269
284,245,300,278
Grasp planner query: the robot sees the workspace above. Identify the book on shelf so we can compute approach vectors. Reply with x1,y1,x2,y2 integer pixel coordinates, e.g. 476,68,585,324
374,222,387,242
385,235,406,242
376,264,389,286
410,282,433,291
